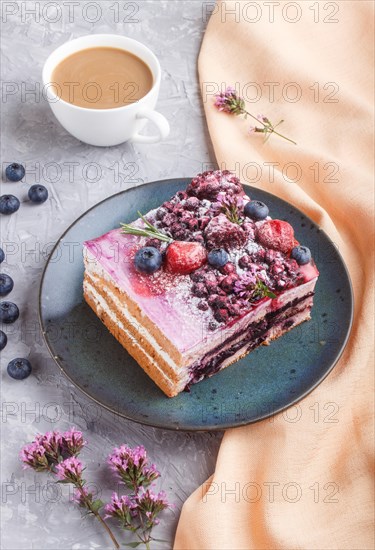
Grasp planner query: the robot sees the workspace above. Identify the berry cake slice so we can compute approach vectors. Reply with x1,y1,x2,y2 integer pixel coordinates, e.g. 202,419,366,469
83,171,319,397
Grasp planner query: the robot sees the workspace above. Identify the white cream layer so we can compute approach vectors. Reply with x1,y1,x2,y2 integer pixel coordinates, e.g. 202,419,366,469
84,280,190,392
84,273,182,374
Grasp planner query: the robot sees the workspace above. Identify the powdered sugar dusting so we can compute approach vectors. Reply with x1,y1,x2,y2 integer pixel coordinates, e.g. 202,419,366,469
84,171,319,348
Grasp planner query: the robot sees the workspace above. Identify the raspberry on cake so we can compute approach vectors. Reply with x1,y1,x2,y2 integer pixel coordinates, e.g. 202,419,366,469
83,170,319,397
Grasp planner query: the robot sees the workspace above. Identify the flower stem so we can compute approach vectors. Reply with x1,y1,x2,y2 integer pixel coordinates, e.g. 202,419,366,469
77,484,120,550
245,110,297,145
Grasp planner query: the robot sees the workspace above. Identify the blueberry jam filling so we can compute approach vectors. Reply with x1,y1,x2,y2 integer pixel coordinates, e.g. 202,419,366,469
185,292,314,389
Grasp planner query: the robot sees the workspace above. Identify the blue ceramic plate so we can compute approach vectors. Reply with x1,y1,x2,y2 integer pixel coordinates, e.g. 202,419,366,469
39,179,353,431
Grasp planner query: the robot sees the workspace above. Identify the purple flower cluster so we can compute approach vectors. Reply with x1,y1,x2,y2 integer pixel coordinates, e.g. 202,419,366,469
20,430,171,549
104,492,138,527
106,445,171,546
214,86,246,115
214,86,296,145
20,441,49,472
135,487,170,528
234,272,276,303
20,428,86,471
108,445,160,491
211,191,244,225
56,456,83,483
105,487,170,533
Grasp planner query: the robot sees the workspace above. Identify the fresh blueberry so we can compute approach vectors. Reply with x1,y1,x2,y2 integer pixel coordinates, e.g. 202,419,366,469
0,330,7,351
244,200,269,221
0,301,19,324
0,274,14,296
291,245,312,265
0,195,20,215
134,246,163,274
5,163,25,182
7,358,32,380
0,248,4,264
28,185,48,204
207,249,229,268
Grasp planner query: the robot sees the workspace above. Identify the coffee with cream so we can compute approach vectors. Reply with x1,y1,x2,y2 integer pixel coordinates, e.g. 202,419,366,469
51,47,153,109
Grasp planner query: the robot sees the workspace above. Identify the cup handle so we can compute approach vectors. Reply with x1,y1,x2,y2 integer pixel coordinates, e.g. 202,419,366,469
132,108,170,144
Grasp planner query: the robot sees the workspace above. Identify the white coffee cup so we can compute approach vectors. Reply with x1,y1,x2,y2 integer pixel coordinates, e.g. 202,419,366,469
42,34,170,147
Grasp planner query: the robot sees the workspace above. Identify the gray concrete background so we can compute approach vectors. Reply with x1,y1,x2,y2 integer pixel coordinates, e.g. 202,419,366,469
0,2,221,548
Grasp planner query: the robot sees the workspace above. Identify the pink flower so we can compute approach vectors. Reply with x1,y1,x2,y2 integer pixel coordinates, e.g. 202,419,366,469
234,273,275,302
55,456,83,483
211,191,244,225
35,431,63,462
214,87,246,115
108,445,159,489
135,487,170,528
104,492,138,526
62,427,86,456
20,442,49,471
19,427,86,474
214,87,296,145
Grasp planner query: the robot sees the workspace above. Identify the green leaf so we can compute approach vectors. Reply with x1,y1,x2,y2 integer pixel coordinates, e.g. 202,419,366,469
91,499,104,513
123,542,143,548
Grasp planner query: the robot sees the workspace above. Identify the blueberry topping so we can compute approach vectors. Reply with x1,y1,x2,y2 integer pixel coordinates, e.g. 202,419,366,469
5,163,25,182
0,195,20,215
0,274,14,296
28,185,48,204
0,301,19,324
291,245,312,265
244,200,269,221
134,246,162,274
0,248,4,264
207,248,229,268
7,358,32,380
0,330,7,351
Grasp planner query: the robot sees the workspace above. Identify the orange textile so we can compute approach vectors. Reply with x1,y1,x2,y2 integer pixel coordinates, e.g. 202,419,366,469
174,1,374,549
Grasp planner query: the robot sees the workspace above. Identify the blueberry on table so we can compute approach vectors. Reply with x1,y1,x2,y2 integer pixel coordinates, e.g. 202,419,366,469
207,248,229,268
0,195,20,215
291,245,312,265
5,163,25,182
0,274,14,296
28,185,48,204
134,246,163,274
0,301,19,323
7,358,32,380
0,330,7,351
0,248,4,264
244,200,269,221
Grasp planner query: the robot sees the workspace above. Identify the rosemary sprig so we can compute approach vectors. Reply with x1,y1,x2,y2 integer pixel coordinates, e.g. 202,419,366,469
120,211,173,243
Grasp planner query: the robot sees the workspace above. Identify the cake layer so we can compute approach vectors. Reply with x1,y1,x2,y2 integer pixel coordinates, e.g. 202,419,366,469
84,280,187,397
84,252,317,366
83,228,319,356
84,272,313,396
84,271,183,382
